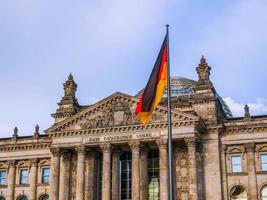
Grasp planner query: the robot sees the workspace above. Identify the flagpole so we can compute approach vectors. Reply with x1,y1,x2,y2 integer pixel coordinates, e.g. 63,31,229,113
166,24,175,200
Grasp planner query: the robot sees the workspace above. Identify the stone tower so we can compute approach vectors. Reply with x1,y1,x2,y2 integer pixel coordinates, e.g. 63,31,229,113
52,73,80,124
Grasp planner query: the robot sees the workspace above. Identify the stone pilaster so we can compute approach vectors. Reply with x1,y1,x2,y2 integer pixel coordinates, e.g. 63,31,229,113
85,151,95,200
50,147,60,200
100,143,111,200
112,149,121,200
59,150,71,200
185,137,198,200
140,147,149,200
30,159,38,200
157,138,168,200
245,142,258,200
76,145,86,200
220,144,228,200
129,140,140,200
8,160,16,200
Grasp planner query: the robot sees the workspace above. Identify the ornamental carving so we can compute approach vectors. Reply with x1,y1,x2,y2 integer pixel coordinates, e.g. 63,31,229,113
30,158,38,167
76,145,85,154
244,142,255,152
100,143,111,153
79,101,164,130
129,140,140,150
50,147,61,156
8,160,16,167
184,136,199,147
156,138,168,149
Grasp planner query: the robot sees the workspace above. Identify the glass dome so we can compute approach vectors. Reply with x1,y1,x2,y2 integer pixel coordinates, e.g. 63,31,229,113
137,76,233,118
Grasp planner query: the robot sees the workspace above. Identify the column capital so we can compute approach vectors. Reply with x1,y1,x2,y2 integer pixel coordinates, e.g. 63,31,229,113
244,142,255,152
8,160,16,168
62,150,72,160
184,136,199,147
129,140,140,151
50,147,61,156
100,143,111,153
76,145,86,154
220,144,227,153
156,138,167,150
30,158,38,167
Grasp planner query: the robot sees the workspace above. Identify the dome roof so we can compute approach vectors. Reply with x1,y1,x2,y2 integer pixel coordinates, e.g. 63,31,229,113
136,76,233,118
165,76,233,118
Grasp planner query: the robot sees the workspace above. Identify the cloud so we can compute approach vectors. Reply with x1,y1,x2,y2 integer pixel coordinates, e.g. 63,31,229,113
223,97,267,117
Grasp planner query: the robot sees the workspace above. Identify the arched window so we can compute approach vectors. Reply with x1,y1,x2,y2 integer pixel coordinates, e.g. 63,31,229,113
0,196,5,200
230,185,247,200
17,196,28,200
39,194,49,200
261,185,267,200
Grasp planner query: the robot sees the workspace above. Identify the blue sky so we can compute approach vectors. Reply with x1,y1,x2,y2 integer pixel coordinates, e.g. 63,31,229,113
1,0,267,137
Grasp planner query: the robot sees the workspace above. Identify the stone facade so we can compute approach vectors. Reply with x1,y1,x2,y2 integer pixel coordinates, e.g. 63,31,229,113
0,57,267,200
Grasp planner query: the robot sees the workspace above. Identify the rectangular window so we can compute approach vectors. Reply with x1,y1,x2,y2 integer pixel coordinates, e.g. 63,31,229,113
42,168,50,184
20,169,29,184
0,170,7,185
261,154,267,171
231,155,242,173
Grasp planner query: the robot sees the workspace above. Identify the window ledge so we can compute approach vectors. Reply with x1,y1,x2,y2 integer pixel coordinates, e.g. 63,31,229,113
257,171,267,175
37,183,50,186
15,184,30,187
227,172,248,176
0,185,7,188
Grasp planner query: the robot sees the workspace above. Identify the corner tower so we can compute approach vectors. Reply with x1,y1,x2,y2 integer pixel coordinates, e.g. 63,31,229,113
52,73,80,124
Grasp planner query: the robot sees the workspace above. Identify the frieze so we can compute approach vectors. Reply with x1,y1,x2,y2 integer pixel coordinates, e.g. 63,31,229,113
83,132,159,144
0,142,51,152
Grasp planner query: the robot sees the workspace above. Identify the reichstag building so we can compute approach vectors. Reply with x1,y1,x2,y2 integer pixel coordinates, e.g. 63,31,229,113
0,57,267,200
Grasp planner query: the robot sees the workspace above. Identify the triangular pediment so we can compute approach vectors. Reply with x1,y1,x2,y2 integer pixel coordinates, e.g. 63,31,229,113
45,92,199,133
227,146,244,154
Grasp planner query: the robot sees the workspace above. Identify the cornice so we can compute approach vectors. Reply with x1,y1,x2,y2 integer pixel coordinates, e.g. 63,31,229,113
49,120,199,138
224,125,267,135
0,142,51,152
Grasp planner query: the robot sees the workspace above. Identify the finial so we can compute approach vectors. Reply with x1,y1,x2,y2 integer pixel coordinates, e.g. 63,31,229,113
68,73,73,80
244,104,251,119
13,126,18,140
35,124,39,133
200,55,206,64
14,126,18,135
34,124,40,139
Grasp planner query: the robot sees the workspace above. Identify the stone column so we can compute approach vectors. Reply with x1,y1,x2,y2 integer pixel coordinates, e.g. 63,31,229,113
245,142,258,200
101,143,111,200
220,144,228,200
50,147,60,200
30,159,38,200
85,151,96,200
8,160,16,200
140,147,149,200
185,137,198,200
112,149,121,200
157,138,168,200
76,145,86,200
129,140,140,200
59,150,71,200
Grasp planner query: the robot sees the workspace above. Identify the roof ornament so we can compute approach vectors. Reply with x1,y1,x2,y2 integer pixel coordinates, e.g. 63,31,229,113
196,55,211,82
34,124,40,139
51,73,80,124
13,126,18,141
244,104,251,119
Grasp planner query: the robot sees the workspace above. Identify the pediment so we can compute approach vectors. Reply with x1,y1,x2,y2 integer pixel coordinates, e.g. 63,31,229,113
45,92,199,133
256,144,267,152
0,162,8,169
38,159,51,167
16,160,30,168
227,146,244,154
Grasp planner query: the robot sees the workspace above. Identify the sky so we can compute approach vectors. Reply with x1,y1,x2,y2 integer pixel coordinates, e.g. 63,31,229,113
1,0,267,138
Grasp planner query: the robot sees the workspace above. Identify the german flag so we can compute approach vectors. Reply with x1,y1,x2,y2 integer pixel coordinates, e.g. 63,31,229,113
135,34,168,124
